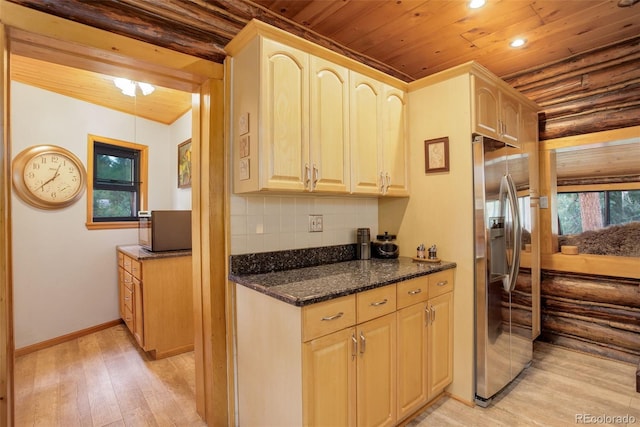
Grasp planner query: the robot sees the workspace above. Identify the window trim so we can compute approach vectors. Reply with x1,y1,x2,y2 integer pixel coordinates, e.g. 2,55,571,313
86,134,148,230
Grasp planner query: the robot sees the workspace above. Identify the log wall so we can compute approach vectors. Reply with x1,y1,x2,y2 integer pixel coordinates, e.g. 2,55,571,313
539,271,640,365
504,36,640,140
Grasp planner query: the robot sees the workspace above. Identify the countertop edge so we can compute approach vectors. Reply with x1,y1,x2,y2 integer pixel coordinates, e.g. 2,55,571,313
230,259,456,307
117,244,192,260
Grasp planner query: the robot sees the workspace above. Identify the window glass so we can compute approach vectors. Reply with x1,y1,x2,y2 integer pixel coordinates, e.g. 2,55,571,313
557,190,640,235
86,135,147,229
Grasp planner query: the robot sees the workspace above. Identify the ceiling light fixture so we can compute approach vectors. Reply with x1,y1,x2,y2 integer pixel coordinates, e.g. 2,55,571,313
113,78,155,97
510,38,527,48
469,0,486,8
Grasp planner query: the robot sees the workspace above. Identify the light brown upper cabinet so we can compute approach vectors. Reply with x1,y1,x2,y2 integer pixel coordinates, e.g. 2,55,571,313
226,19,408,197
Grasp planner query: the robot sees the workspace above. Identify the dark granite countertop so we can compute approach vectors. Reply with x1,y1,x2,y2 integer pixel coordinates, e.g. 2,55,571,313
118,244,192,260
230,256,456,307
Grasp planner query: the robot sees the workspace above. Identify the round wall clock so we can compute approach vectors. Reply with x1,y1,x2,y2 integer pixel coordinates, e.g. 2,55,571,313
12,145,87,209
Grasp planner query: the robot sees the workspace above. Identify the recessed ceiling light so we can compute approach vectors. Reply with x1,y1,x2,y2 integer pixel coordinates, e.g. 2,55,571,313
469,0,486,9
510,38,527,48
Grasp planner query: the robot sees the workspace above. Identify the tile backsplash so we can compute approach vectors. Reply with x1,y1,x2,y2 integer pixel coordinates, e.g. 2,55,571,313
230,194,378,255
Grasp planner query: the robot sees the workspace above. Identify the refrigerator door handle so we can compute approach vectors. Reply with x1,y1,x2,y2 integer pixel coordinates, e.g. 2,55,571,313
505,173,522,293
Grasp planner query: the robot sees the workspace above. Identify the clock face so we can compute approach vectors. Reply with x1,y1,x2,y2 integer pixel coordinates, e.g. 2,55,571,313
12,145,87,209
23,152,83,203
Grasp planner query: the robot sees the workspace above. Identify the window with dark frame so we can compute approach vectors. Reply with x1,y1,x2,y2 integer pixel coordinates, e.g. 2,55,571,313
92,141,141,222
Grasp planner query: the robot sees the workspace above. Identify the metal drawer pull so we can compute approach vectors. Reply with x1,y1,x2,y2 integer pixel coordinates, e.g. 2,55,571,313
437,280,448,287
408,289,422,295
425,307,431,326
360,331,366,354
351,333,357,360
370,299,388,307
321,312,344,321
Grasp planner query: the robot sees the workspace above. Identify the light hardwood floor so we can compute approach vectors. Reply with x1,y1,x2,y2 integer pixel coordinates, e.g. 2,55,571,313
17,326,639,427
15,324,206,426
409,341,640,427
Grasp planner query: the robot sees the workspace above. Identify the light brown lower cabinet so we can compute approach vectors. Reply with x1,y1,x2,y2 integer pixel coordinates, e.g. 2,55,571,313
117,249,194,359
235,268,454,427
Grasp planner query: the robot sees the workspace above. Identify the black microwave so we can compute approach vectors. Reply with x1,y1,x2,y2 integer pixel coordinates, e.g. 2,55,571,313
138,210,192,252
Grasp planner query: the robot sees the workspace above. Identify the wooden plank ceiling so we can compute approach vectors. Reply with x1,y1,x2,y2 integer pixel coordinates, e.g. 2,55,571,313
7,0,640,123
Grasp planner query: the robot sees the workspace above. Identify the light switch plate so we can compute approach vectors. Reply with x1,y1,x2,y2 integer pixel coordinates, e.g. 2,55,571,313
308,215,323,232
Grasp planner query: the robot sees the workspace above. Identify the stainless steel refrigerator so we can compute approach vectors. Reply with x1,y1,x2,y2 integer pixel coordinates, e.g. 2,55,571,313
473,135,533,407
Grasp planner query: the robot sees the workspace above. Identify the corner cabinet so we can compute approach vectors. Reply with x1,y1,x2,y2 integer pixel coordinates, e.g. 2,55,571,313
227,19,407,197
234,268,454,427
117,247,194,359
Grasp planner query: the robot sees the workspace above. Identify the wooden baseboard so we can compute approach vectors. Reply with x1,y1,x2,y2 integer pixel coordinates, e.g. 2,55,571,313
15,319,123,357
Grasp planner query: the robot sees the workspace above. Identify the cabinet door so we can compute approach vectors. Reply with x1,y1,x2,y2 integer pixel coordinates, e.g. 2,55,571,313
428,292,453,398
133,277,144,348
500,90,520,145
397,302,428,421
310,56,350,193
357,313,396,427
381,85,408,196
261,39,309,191
472,75,500,140
350,71,382,195
303,327,356,427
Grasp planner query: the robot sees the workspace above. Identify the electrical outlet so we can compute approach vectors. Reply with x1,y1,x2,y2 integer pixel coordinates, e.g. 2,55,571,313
308,214,323,232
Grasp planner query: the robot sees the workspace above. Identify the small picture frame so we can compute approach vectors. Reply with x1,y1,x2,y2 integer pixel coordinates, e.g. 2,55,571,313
178,139,192,188
239,135,250,158
424,137,450,173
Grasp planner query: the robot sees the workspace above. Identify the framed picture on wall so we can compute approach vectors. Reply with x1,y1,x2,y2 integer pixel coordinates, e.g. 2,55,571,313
424,137,450,173
178,139,192,188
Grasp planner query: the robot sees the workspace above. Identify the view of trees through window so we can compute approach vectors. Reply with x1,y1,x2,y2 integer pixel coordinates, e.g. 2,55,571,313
557,190,640,235
93,142,140,221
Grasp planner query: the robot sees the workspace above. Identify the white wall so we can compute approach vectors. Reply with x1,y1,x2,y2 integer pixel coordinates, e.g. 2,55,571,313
380,74,476,403
230,194,378,255
170,110,193,210
11,82,191,348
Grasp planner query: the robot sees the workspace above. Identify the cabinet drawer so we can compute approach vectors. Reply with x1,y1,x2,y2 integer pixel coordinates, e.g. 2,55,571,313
123,306,134,331
397,276,429,309
123,271,133,291
428,269,454,298
124,286,133,311
302,295,356,342
357,284,396,323
123,255,132,273
131,259,142,280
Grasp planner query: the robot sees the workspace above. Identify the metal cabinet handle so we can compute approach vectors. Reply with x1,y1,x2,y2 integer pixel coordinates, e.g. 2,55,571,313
312,164,319,191
385,173,391,192
425,307,431,326
370,299,388,307
352,333,357,360
379,171,386,194
304,163,311,190
408,289,422,295
359,331,366,354
431,305,436,322
321,312,344,321
437,280,448,287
